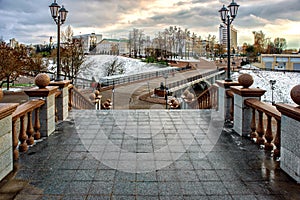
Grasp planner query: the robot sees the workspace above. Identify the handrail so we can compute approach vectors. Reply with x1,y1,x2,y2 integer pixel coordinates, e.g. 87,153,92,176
12,99,45,160
196,84,219,109
244,98,281,158
68,84,95,110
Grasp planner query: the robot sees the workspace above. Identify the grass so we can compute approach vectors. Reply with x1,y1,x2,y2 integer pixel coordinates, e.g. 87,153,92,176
2,83,35,87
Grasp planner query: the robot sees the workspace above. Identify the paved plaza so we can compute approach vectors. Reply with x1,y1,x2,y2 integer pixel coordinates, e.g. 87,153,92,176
0,110,300,200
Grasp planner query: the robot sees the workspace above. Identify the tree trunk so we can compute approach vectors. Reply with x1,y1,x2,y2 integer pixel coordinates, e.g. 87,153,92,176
6,76,10,90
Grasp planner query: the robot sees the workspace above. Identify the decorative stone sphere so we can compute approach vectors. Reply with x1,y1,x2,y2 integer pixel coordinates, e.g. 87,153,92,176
104,101,110,108
94,90,100,96
173,100,179,106
0,88,3,101
187,93,194,101
238,73,254,88
290,84,300,106
89,93,96,101
183,90,190,97
34,73,50,89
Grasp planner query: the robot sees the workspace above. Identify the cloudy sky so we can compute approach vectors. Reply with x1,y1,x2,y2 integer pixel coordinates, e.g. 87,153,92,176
0,0,299,49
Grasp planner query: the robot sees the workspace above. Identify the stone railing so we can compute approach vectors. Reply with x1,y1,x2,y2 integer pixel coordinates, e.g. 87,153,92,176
244,98,281,157
11,99,45,160
68,85,95,110
213,73,300,183
197,84,219,109
0,73,101,182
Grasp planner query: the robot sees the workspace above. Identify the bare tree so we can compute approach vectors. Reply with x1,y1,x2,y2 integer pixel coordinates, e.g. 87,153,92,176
274,37,287,54
59,26,85,82
253,31,266,55
104,57,125,76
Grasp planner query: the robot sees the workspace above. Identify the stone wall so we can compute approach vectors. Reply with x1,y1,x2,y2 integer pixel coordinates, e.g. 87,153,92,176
0,115,13,181
280,115,300,183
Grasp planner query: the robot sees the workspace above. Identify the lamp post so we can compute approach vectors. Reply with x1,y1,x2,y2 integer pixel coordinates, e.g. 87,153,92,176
270,80,276,105
49,0,68,81
219,0,239,82
163,73,168,109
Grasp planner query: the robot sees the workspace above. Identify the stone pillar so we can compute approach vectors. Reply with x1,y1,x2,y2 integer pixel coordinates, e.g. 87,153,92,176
276,85,300,183
216,80,240,121
49,81,71,120
230,74,266,136
0,89,18,181
24,73,58,137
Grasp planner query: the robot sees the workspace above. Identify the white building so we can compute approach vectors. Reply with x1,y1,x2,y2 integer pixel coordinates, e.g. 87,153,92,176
95,39,129,55
73,33,102,54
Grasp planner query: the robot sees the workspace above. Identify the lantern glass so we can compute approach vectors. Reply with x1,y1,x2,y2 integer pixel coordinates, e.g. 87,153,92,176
228,0,239,18
49,1,60,19
219,5,229,22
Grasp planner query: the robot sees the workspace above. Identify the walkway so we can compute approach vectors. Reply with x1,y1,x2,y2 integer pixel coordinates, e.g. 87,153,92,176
101,58,220,109
1,110,300,200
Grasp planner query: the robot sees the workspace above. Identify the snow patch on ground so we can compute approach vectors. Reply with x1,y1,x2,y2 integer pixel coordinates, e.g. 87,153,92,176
232,65,300,104
78,55,170,81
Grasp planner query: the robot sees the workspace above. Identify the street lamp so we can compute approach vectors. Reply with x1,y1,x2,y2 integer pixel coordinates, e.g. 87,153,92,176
269,80,276,105
219,0,239,82
49,0,68,81
163,73,168,109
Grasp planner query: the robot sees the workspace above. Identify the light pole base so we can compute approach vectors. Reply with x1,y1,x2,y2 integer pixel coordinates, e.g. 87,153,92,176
225,78,233,82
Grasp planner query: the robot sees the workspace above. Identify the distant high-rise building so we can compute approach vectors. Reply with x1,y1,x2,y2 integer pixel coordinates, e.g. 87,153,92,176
219,24,238,53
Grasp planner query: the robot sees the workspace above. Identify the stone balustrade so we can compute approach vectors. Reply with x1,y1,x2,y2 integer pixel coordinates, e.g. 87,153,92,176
11,99,45,160
244,98,281,156
69,86,95,110
196,84,219,109
216,74,300,183
0,73,94,182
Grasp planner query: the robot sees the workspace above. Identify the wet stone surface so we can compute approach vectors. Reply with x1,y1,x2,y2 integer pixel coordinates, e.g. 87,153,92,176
0,110,300,200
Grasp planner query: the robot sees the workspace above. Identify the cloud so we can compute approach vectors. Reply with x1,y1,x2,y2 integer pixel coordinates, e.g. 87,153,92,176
0,0,299,48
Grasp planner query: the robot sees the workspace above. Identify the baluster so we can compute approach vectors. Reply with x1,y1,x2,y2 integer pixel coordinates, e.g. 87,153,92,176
273,119,281,158
264,115,274,151
34,107,41,140
19,116,28,152
200,96,203,109
26,111,34,145
12,120,19,160
208,93,211,108
256,111,265,146
55,105,58,122
250,108,257,140
205,93,208,108
209,92,212,108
